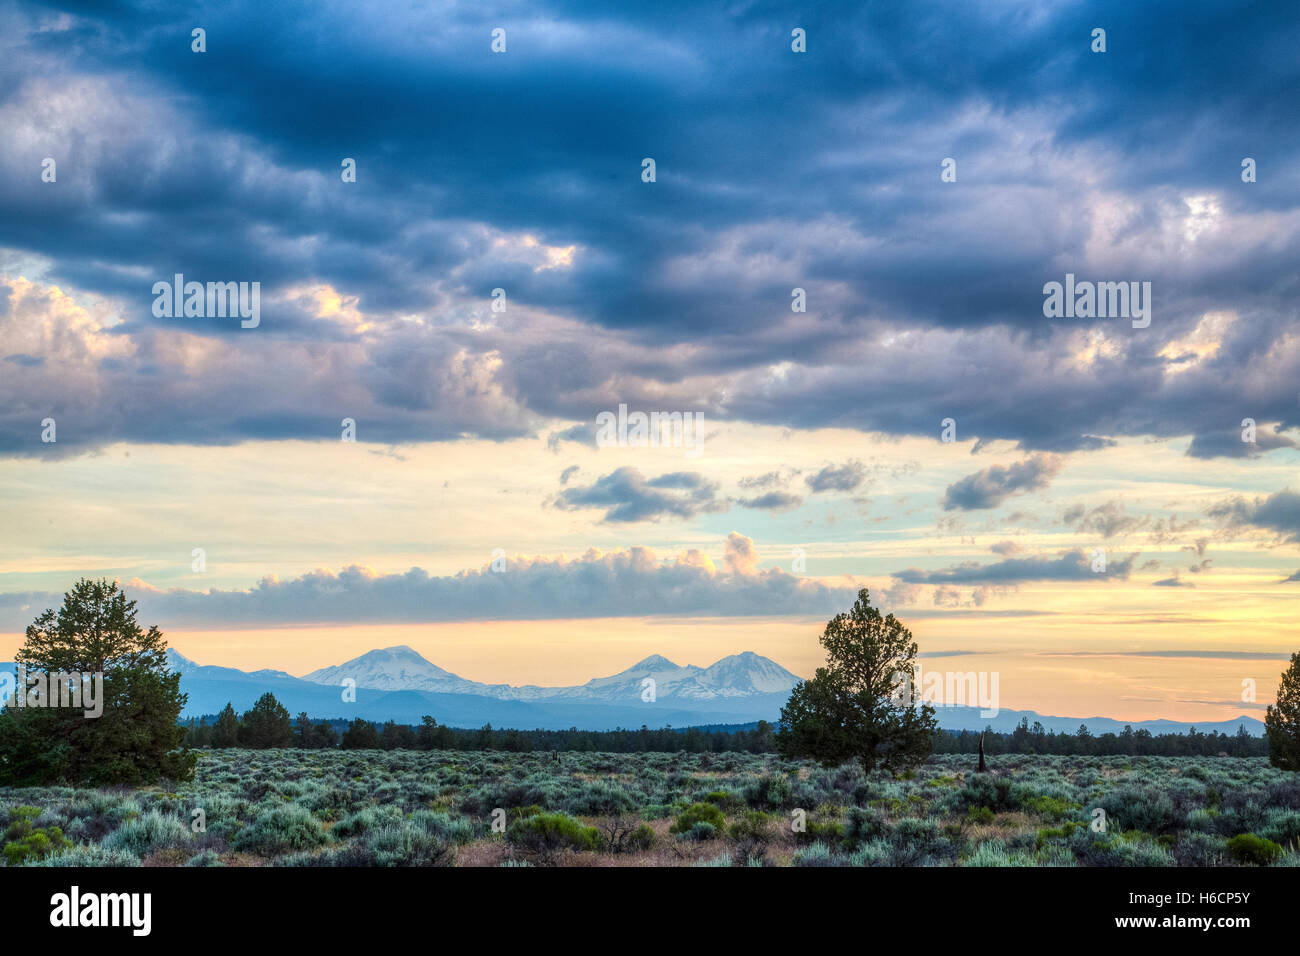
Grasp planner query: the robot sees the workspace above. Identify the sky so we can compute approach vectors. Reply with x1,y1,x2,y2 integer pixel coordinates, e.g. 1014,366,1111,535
1,0,1298,723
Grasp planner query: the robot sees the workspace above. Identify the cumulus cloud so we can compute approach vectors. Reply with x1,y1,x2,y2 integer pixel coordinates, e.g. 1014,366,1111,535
894,550,1137,585
942,455,1062,511
553,467,726,522
1186,424,1299,459
736,490,804,513
805,460,867,493
1,1,1299,459
1208,489,1300,543
0,537,860,629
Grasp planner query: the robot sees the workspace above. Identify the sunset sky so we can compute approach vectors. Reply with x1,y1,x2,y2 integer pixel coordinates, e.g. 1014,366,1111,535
1,0,1298,724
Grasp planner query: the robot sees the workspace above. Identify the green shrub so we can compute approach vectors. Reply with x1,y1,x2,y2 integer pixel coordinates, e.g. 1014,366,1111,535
332,805,403,838
1173,832,1226,867
892,817,940,846
670,802,726,834
1035,821,1084,848
4,821,71,866
843,806,887,845
506,812,601,854
1225,833,1282,866
627,824,656,851
1100,787,1179,835
798,820,845,842
25,844,142,867
681,821,719,841
729,811,772,842
965,839,1036,867
103,811,191,857
233,803,329,856
1260,811,1300,848
744,774,794,810
959,775,1019,812
704,790,744,812
792,841,839,866
359,823,454,866
184,849,225,867
410,810,476,844
1024,795,1080,820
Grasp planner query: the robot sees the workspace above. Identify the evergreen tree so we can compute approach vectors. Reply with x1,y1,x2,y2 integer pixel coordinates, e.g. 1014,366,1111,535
212,702,240,747
341,717,379,749
239,693,293,748
776,588,937,774
295,711,322,748
0,579,195,785
314,721,339,748
1265,652,1300,771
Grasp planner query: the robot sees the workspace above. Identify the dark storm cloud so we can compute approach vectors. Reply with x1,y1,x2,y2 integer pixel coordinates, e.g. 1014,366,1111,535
1,0,1299,456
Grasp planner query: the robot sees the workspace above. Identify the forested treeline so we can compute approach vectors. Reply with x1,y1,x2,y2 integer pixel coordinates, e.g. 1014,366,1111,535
932,718,1265,757
181,698,1266,756
182,710,780,753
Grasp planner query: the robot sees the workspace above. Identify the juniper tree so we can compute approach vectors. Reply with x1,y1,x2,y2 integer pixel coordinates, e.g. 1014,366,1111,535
239,692,293,748
777,588,937,774
0,579,194,785
212,702,240,747
1265,652,1300,771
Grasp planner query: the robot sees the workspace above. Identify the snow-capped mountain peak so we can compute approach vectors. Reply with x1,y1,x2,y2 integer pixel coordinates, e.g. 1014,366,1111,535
301,645,485,694
165,647,199,674
627,654,679,670
297,646,800,703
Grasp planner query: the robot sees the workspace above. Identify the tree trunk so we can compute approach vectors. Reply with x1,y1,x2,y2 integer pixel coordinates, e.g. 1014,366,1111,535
977,731,988,773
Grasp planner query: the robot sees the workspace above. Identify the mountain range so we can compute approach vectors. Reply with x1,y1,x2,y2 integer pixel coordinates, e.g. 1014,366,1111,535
0,646,1267,736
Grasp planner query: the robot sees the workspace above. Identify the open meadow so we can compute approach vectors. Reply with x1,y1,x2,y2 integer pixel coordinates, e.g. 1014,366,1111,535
3,751,1298,868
